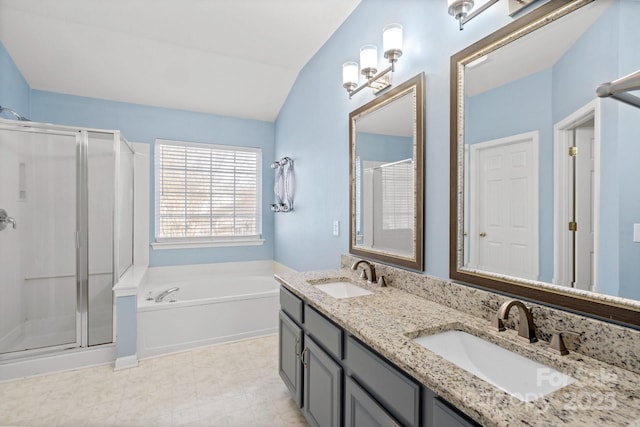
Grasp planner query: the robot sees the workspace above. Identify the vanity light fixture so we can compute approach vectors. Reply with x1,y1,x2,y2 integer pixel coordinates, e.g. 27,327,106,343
448,0,538,31
342,23,403,99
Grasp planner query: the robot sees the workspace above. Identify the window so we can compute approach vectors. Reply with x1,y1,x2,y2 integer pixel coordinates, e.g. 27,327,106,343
154,139,262,248
381,159,414,231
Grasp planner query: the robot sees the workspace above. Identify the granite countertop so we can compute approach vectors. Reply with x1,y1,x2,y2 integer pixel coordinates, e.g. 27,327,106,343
275,269,640,427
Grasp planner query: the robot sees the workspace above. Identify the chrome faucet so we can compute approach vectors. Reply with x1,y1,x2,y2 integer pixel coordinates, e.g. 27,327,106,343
0,209,17,231
155,287,179,302
492,299,537,343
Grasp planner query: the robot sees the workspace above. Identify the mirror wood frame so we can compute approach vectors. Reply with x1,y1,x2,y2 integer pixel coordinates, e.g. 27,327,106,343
350,73,425,271
449,0,640,328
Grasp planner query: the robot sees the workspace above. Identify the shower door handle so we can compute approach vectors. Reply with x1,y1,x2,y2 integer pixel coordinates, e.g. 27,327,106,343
0,209,17,231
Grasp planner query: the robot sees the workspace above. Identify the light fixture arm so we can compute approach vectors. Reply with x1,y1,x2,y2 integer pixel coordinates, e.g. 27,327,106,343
458,0,499,29
347,63,395,99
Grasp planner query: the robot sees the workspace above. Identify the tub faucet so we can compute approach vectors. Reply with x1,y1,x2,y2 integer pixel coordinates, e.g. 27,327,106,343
492,299,537,343
351,259,377,284
155,287,179,302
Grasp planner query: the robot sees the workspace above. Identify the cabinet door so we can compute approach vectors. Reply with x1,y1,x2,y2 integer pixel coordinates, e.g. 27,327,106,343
433,399,479,427
345,376,401,427
279,310,303,407
303,336,343,427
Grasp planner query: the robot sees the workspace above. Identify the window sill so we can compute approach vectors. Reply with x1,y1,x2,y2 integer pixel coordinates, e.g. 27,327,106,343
151,239,265,250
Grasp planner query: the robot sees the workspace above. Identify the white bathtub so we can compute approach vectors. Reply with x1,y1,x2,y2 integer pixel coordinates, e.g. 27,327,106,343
138,266,280,358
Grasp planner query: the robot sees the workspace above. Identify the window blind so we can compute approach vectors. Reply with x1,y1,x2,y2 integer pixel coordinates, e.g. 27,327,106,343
381,159,414,230
154,139,261,242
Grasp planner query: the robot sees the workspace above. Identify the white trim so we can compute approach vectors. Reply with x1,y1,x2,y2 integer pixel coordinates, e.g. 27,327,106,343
133,142,150,266
0,344,116,382
113,354,138,371
113,264,148,297
553,100,600,290
151,238,265,250
469,131,540,279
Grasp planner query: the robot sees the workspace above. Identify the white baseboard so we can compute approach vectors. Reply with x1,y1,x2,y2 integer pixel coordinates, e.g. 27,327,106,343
0,345,116,383
113,354,139,371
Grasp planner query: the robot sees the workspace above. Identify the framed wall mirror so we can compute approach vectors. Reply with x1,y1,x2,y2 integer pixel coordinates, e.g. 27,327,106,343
450,0,640,327
350,73,425,270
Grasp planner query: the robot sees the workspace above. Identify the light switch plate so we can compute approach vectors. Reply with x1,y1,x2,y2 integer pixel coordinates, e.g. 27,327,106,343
333,220,340,237
634,224,640,243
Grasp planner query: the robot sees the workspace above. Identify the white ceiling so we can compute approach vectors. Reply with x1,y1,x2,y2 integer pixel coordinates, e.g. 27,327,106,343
0,0,361,122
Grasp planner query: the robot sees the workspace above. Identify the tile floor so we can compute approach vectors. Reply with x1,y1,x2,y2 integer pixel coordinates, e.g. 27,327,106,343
0,335,308,426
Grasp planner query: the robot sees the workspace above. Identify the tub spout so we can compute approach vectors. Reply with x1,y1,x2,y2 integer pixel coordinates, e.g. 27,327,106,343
155,287,180,302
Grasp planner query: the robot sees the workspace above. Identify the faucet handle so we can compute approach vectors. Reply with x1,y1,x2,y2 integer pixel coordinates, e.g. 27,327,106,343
549,330,580,356
483,302,505,331
491,315,506,332
358,269,368,281
377,275,387,287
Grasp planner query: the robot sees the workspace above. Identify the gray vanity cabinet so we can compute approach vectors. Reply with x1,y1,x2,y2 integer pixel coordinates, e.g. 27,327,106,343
422,387,479,427
344,376,401,427
278,310,303,407
303,336,343,427
278,285,479,427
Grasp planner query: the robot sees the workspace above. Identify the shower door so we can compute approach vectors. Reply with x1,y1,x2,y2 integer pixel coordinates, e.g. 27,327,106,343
0,126,82,355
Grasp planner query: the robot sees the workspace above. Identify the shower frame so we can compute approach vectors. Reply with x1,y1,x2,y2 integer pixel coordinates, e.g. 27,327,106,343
0,118,134,359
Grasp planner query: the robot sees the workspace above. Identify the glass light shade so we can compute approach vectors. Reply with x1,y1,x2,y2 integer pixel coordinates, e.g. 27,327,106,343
383,24,403,53
360,45,378,72
342,61,359,86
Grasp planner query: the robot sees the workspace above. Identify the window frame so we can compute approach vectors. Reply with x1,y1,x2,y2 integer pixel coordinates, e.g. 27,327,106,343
151,138,263,250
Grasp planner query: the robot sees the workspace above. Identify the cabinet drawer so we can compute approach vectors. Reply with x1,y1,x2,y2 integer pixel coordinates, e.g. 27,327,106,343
304,305,343,360
345,336,420,427
280,286,303,324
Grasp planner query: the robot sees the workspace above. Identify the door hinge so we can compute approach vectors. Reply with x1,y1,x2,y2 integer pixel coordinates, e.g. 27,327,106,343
568,221,578,231
569,146,578,157
75,231,80,248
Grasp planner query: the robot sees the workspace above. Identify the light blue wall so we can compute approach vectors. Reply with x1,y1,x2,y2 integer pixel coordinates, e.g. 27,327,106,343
356,132,413,162
0,42,30,118
30,90,276,267
116,296,137,358
466,69,554,282
274,0,513,274
616,0,640,300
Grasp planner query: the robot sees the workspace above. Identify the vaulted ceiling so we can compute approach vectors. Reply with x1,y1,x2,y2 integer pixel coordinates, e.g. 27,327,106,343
0,0,361,121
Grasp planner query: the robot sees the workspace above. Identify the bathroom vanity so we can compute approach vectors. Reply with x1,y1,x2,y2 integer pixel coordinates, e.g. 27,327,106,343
279,285,476,427
276,263,640,427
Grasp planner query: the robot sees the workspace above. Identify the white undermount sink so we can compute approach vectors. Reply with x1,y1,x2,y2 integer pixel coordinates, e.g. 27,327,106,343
311,280,373,299
413,330,575,402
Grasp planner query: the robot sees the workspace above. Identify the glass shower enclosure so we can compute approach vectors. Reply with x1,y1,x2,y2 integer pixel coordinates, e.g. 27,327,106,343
0,119,134,358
